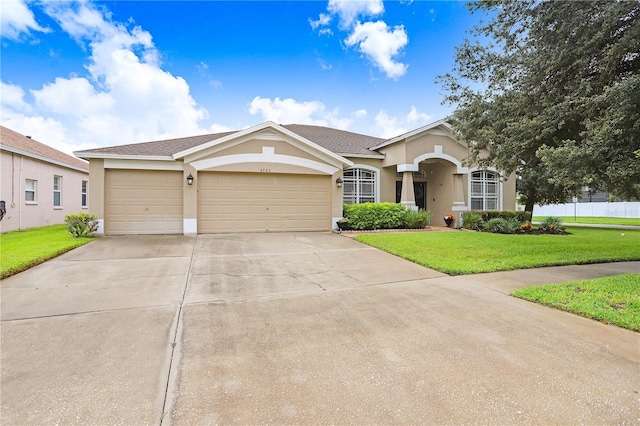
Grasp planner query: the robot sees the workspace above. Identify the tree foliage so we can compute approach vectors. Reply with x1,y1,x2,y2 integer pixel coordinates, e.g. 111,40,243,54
438,0,640,211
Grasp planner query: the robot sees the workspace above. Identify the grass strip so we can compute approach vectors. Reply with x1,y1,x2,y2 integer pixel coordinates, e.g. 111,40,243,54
532,216,640,226
355,227,639,275
512,274,640,332
1,224,95,280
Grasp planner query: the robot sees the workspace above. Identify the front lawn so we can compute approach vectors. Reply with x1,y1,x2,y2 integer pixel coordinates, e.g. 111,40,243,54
0,224,95,280
513,274,640,332
355,227,639,275
532,216,640,226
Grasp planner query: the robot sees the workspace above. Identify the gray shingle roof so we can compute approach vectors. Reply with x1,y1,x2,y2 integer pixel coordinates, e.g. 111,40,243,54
1,126,89,171
75,131,235,157
75,124,385,158
283,124,385,156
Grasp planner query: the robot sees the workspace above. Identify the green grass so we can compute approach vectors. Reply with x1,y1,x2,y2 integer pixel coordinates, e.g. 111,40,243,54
1,224,95,279
355,227,640,275
512,274,640,331
532,216,640,226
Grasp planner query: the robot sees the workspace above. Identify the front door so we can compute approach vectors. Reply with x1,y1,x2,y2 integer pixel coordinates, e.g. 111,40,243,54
396,181,426,210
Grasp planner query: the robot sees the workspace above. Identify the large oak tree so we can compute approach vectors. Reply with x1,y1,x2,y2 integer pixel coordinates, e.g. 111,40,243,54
438,0,640,213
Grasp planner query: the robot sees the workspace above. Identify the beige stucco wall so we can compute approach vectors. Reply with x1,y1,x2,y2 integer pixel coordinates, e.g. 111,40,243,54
1,150,89,233
502,172,517,210
88,159,105,227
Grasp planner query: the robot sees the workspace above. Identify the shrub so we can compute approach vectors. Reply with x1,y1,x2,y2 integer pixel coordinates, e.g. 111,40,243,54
64,213,99,238
342,203,406,230
461,213,483,231
484,217,521,234
539,216,566,234
402,209,432,229
463,210,531,223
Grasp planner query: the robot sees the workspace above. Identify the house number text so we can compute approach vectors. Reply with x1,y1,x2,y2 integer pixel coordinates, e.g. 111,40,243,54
260,168,271,173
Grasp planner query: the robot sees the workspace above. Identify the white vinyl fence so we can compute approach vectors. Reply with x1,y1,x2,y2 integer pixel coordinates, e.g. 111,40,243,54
534,201,640,218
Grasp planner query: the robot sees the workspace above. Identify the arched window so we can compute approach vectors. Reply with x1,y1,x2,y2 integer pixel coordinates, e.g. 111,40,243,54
343,168,376,204
470,170,499,210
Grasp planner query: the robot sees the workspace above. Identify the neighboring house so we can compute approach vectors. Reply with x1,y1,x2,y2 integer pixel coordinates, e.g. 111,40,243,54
0,126,89,233
75,120,516,235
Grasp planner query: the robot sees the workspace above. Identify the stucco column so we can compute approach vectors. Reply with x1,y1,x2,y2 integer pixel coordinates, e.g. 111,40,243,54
400,171,416,209
88,159,105,234
183,163,197,235
332,170,344,230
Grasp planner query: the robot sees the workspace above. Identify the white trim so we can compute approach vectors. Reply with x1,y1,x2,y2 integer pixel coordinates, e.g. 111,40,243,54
174,122,273,158
104,159,184,171
468,167,503,211
343,164,381,203
96,219,104,235
174,121,353,168
370,119,453,150
2,144,89,173
340,153,385,159
413,145,470,174
397,164,420,173
74,152,174,161
183,219,197,234
191,151,340,175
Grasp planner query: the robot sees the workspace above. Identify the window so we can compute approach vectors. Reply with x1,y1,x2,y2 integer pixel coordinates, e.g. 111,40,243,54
81,180,88,208
343,168,376,204
25,179,37,202
471,170,499,210
53,175,62,207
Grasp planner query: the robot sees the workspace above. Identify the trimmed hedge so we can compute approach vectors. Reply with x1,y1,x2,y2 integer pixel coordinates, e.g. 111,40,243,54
462,210,531,223
343,203,406,230
341,203,432,230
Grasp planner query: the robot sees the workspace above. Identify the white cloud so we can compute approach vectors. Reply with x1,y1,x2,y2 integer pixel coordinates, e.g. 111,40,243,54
209,123,234,133
353,109,368,119
0,0,49,40
373,106,433,138
328,0,384,29
345,20,408,80
374,110,406,139
248,96,354,130
0,82,31,112
406,105,432,124
2,1,210,153
309,13,331,31
32,77,115,116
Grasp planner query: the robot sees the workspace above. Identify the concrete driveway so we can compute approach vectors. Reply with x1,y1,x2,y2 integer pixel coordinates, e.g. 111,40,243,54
1,233,638,425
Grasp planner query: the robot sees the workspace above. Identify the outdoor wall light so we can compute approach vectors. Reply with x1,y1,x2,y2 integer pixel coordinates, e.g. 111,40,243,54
336,177,343,188
187,173,194,186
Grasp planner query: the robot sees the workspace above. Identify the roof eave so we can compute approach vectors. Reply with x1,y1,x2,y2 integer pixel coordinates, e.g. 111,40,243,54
173,121,354,168
370,119,452,151
74,152,176,162
339,153,385,159
2,144,88,173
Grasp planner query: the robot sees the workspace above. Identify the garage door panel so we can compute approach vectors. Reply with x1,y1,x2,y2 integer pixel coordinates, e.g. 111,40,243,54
198,172,330,233
106,170,183,235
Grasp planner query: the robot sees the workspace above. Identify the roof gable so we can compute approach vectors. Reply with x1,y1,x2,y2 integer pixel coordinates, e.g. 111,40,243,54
1,126,88,171
74,123,385,160
370,119,461,151
174,121,353,168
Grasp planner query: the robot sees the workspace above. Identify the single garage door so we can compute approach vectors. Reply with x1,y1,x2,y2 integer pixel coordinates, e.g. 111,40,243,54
105,169,183,235
198,172,330,233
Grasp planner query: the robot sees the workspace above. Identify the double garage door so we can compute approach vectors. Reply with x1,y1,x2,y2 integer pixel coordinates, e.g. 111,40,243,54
105,170,331,234
198,172,330,233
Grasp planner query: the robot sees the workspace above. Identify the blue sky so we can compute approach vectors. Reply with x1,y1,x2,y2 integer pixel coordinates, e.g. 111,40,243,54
1,0,484,155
